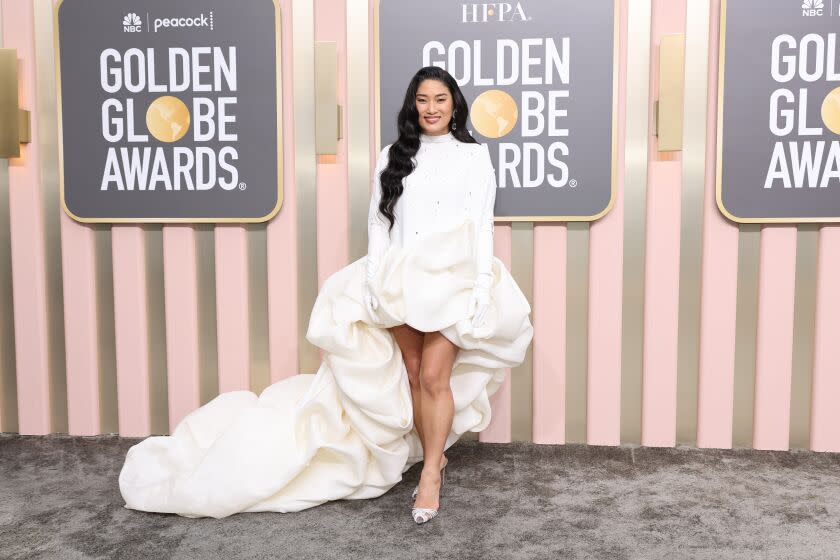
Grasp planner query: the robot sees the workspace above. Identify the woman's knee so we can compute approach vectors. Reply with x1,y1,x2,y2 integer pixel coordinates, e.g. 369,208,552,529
419,365,449,395
405,355,422,387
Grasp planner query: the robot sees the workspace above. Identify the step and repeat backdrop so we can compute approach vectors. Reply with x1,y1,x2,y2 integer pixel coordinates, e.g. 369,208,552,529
4,0,838,449
56,0,840,225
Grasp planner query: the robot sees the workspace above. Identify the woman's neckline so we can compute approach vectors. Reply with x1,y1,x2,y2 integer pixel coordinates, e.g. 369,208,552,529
420,130,455,144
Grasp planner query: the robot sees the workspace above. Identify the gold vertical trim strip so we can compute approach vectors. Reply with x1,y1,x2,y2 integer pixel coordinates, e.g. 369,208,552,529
510,223,534,442
144,227,169,435
35,0,67,432
675,0,711,446
373,0,382,157
790,225,817,449
732,224,760,447
0,48,20,158
619,0,651,445
565,222,589,444
347,0,370,262
294,0,319,373
247,224,271,395
0,1,19,433
374,2,380,159
194,225,219,406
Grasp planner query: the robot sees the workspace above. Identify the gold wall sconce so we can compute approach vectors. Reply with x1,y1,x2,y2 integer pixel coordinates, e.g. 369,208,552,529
314,41,342,157
654,34,685,152
0,48,31,159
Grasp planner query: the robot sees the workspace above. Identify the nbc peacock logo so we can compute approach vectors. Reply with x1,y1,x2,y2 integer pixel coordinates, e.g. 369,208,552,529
801,0,824,16
122,12,142,32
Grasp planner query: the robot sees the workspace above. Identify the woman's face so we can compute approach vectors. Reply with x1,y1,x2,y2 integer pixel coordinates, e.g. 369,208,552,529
416,79,454,135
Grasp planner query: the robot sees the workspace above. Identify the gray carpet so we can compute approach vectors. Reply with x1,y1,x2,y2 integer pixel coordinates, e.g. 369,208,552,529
1,433,839,560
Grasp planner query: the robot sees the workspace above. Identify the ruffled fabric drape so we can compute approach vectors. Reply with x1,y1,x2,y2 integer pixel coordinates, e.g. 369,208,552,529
118,218,534,518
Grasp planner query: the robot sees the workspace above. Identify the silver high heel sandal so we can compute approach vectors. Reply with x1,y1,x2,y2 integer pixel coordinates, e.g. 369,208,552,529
411,461,446,524
411,456,448,500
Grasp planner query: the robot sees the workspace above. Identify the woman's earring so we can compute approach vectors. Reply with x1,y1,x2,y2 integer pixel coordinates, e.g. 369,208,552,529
451,110,457,130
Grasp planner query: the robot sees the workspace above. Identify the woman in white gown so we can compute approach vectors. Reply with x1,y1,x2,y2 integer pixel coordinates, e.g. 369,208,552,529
118,66,534,524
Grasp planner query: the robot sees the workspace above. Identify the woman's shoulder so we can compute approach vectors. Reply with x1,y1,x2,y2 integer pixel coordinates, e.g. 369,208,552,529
460,141,492,168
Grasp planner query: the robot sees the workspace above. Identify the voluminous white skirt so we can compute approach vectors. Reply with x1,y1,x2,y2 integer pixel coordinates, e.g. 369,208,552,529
118,218,534,518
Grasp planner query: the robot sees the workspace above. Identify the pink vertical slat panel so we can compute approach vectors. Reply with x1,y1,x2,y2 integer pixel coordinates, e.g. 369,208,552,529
480,225,513,443
810,226,840,452
696,0,739,449
162,226,200,430
53,0,102,436
267,0,299,384
531,224,566,444
2,0,52,434
315,0,349,287
60,211,101,435
642,162,682,446
215,225,250,392
752,226,797,450
112,226,151,436
587,0,628,446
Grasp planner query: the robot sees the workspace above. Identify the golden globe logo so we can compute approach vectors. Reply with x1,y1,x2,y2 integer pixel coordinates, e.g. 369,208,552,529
470,90,517,138
146,96,191,142
99,47,241,192
461,2,529,23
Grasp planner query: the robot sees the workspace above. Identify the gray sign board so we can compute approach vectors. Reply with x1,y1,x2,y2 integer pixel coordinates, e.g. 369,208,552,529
719,0,840,222
378,0,617,221
56,0,282,223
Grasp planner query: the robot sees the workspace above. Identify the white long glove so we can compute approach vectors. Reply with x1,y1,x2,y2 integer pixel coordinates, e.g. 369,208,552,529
470,144,497,331
365,147,391,321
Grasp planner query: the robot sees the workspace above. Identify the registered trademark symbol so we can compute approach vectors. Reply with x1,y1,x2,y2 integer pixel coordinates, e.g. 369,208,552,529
239,182,246,190
569,179,578,188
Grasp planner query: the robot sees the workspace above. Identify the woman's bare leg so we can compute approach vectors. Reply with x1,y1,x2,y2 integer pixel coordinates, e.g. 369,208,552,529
387,324,448,469
414,330,459,510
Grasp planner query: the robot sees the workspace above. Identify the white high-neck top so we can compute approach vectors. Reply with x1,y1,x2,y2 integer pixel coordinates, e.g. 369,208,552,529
366,131,497,283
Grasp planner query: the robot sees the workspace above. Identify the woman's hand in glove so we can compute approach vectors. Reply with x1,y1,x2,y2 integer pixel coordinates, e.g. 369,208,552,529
469,273,493,329
469,287,490,329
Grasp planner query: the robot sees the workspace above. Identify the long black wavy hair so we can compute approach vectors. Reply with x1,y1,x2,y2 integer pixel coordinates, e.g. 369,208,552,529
377,66,479,233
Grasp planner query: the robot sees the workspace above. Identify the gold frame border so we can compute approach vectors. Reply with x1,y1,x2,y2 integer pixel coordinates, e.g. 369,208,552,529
53,0,284,224
374,0,620,223
715,0,840,223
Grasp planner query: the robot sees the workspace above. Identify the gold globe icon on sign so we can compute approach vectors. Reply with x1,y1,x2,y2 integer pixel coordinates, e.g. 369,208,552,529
470,90,517,139
821,87,840,135
146,95,191,142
